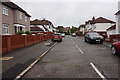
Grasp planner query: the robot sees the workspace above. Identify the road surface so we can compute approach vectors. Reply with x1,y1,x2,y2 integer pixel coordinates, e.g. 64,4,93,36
22,36,120,79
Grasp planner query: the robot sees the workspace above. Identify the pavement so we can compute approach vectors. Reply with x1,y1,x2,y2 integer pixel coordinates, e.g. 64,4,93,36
21,36,120,79
1,40,55,79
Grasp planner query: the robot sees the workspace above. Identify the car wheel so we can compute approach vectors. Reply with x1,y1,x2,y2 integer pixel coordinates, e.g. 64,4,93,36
85,38,87,42
111,46,117,55
52,39,54,42
60,39,62,42
88,39,92,44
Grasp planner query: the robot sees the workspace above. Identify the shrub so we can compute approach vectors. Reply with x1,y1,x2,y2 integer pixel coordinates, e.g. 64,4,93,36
25,31,31,35
17,31,24,35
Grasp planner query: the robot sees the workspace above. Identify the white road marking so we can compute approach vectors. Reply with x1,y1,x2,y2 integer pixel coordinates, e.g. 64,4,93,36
71,38,83,54
90,63,107,80
76,45,84,54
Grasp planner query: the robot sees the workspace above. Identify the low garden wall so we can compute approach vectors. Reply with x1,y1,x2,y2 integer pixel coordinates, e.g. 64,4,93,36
2,32,53,54
109,34,120,42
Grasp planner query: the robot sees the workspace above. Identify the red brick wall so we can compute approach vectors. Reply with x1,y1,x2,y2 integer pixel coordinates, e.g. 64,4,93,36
110,34,120,42
2,32,53,54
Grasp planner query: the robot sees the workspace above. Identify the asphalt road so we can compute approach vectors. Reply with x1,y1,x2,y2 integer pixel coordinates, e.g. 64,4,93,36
2,40,54,79
22,35,120,79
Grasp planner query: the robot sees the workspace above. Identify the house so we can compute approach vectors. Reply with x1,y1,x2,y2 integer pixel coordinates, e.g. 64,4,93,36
30,25,44,33
85,16,115,36
64,27,70,32
106,25,116,38
115,1,120,34
79,24,85,35
30,19,55,32
0,1,31,35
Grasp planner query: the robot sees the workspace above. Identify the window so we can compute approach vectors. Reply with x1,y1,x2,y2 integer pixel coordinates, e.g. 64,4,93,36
19,11,23,19
25,16,27,22
3,24,9,34
3,5,8,15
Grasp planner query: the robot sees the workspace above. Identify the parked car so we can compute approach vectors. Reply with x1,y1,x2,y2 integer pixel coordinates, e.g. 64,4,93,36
61,33,65,37
72,33,76,37
52,33,62,42
111,41,120,55
85,32,104,44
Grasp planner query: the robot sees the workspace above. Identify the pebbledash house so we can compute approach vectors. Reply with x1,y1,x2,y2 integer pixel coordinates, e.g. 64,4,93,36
0,1,31,35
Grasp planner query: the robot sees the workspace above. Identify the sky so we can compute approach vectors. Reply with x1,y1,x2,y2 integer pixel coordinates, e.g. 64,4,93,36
9,0,120,27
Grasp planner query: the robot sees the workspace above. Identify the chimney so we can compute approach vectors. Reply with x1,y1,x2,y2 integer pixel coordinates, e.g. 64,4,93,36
92,16,95,21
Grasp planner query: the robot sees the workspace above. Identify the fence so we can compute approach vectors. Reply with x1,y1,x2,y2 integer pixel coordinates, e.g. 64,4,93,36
2,32,53,54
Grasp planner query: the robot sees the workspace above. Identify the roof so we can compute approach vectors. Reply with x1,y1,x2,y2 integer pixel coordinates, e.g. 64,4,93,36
79,24,85,28
30,19,54,31
95,17,115,23
2,2,31,17
30,26,44,32
106,25,116,31
64,27,70,30
85,17,115,24
30,19,52,25
115,10,120,15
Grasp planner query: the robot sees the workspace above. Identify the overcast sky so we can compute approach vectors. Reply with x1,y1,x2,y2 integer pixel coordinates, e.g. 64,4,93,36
10,0,120,27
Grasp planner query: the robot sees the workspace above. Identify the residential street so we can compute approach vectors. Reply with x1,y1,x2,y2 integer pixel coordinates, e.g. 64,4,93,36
22,36,120,79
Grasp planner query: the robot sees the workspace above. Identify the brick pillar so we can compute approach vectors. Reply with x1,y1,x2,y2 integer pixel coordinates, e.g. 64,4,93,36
32,34,36,44
7,35,12,51
110,35,113,42
24,35,27,46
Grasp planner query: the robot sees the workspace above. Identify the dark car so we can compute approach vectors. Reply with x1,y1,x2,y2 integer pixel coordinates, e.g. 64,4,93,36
111,41,120,55
52,33,62,42
85,32,104,44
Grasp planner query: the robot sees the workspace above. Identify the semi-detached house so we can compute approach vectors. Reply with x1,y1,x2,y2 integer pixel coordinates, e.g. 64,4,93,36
85,17,115,36
0,1,31,35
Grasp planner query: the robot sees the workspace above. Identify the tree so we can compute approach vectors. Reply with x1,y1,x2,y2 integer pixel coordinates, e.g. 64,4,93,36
56,26,64,33
70,26,79,33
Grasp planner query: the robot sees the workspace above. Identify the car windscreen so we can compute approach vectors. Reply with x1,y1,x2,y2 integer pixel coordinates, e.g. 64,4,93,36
88,33,100,36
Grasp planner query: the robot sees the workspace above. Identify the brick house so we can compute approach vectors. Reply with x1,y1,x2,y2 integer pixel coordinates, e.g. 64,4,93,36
0,1,31,35
30,25,44,33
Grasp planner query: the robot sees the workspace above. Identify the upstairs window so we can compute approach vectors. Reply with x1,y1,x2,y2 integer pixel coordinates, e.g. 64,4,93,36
25,16,27,22
3,5,8,15
19,11,23,19
3,24,9,34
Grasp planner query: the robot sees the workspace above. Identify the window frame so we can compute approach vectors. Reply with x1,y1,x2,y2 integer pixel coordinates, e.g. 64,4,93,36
3,24,9,34
25,15,27,22
19,11,23,20
3,5,8,15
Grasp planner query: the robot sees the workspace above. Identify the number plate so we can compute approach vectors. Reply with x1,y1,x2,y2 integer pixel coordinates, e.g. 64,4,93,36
96,40,100,41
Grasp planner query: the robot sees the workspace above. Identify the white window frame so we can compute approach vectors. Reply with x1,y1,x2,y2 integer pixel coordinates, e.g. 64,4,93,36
25,16,27,22
3,24,9,34
3,5,8,15
19,11,23,19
